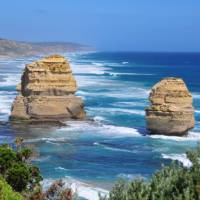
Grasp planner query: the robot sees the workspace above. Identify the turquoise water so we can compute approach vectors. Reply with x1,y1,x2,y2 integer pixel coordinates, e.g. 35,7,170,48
0,52,200,199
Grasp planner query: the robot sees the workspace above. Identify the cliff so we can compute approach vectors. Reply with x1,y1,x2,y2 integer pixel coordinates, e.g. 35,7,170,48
0,38,93,58
10,55,86,122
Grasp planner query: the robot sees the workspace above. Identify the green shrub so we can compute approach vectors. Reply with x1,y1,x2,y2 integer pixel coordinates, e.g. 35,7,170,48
6,163,30,192
0,138,42,192
101,146,200,200
0,176,23,200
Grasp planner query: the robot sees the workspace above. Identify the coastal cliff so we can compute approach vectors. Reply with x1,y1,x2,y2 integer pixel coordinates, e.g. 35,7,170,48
0,38,93,59
10,55,86,122
146,77,195,136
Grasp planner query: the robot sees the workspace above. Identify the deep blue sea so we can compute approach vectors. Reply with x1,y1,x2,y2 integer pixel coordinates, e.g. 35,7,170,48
0,52,200,199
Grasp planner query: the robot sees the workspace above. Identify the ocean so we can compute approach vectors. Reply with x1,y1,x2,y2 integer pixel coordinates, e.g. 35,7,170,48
0,52,200,200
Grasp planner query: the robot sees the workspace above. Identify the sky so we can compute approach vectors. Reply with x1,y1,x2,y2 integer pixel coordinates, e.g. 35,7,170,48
0,0,200,51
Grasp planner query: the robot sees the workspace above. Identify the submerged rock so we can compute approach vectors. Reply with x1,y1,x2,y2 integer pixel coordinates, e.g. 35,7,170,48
145,77,195,136
10,55,86,122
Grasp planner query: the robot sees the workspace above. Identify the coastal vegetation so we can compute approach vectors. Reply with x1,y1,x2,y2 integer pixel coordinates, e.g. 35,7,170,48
0,38,92,59
1,138,200,200
100,146,200,200
0,177,23,200
0,138,75,200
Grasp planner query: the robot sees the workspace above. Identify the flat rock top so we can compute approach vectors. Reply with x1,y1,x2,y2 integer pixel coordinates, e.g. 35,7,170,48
150,77,192,102
152,77,189,92
27,54,71,72
41,55,67,63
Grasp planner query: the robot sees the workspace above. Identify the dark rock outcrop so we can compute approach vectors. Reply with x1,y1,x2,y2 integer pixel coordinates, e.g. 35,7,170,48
10,55,86,122
145,77,195,136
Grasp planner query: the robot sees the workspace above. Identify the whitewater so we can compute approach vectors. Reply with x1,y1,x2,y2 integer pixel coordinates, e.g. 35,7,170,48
0,52,200,200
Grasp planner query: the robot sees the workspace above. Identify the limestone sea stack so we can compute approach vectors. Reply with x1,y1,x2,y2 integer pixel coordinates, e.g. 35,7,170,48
10,55,86,122
145,77,195,136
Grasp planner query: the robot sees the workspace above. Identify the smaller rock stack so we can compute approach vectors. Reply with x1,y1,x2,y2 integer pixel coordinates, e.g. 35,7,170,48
10,55,86,122
146,77,195,136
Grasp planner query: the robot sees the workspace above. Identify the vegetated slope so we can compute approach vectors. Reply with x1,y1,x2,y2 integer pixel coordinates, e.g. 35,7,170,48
0,38,93,58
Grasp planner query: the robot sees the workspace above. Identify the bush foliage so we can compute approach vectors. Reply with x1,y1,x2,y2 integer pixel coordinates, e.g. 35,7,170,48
0,138,42,193
0,138,75,200
100,146,200,200
0,176,23,200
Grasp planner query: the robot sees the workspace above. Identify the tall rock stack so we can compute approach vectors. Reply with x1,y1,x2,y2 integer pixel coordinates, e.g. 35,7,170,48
146,77,194,136
10,55,86,122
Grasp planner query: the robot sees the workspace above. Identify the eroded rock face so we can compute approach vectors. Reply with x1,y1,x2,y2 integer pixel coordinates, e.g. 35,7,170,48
10,55,86,121
145,77,195,136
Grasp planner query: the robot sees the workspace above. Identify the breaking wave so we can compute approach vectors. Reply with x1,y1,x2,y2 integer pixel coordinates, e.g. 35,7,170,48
42,177,108,200
150,131,200,142
162,153,192,167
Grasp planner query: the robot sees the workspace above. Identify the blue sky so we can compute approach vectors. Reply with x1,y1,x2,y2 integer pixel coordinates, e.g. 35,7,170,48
0,0,200,51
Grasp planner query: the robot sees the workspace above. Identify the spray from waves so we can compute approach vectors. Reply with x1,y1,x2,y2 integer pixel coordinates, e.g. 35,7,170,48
0,91,17,121
58,120,200,142
0,73,21,86
104,88,149,99
88,107,145,116
93,116,106,122
92,62,105,67
106,62,123,67
93,142,136,154
162,153,192,167
195,110,200,114
0,91,17,95
107,72,154,77
76,87,149,100
102,124,140,136
193,93,200,99
26,137,68,143
75,75,117,87
150,131,200,142
17,63,26,69
33,156,51,162
111,101,147,107
71,63,111,75
46,140,61,145
55,166,69,171
0,94,15,116
24,122,200,144
42,177,108,200
59,121,141,137
117,173,148,180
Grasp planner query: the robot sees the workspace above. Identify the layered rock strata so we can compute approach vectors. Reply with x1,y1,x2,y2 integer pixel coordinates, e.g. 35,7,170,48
145,77,194,136
10,55,85,121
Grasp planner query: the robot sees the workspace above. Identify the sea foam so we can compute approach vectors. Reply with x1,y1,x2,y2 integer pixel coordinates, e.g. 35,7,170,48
59,121,141,137
94,142,136,153
0,73,21,86
150,131,200,142
88,107,145,116
162,153,192,167
42,177,108,200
